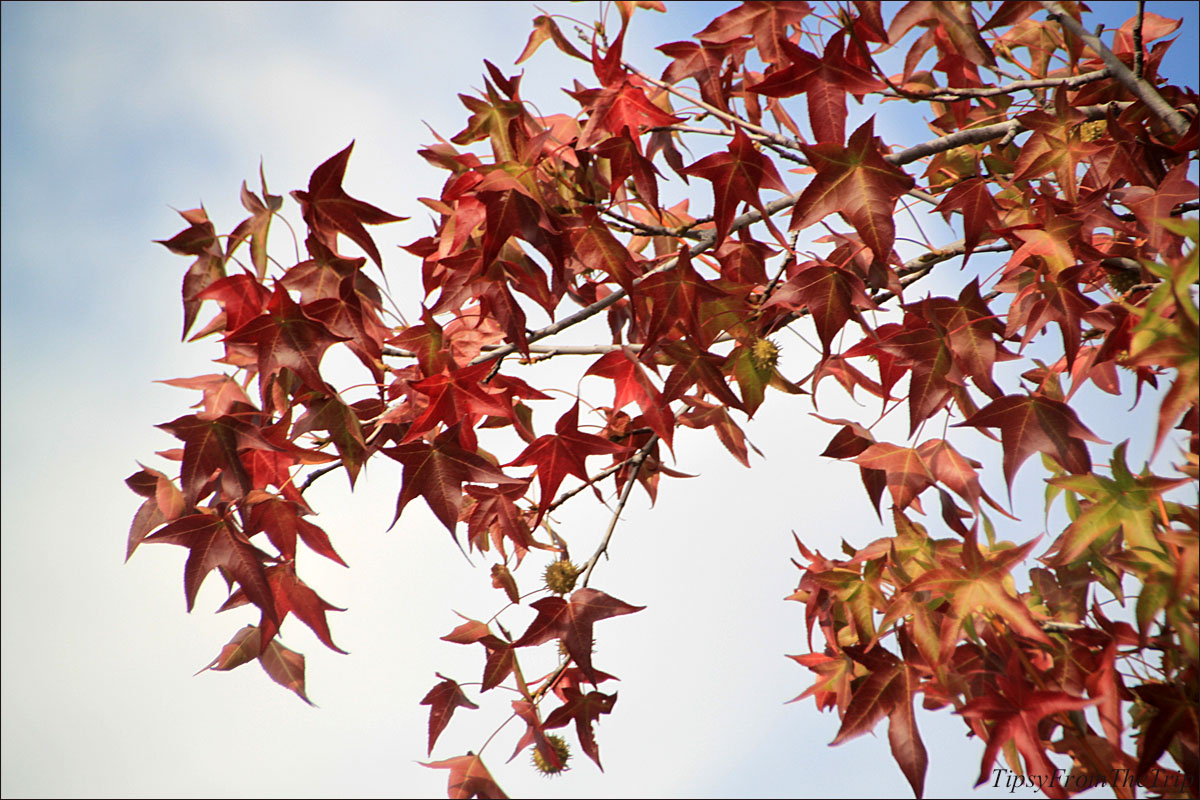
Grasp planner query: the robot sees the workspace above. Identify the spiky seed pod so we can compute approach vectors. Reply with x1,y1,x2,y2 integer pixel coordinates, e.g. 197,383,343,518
750,337,780,371
1107,267,1142,294
531,734,571,776
544,560,581,594
1079,120,1107,142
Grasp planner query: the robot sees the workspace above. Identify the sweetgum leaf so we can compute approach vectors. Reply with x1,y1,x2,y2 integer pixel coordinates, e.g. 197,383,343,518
512,588,644,683
290,141,406,268
543,686,617,769
954,394,1106,492
258,638,313,706
385,426,521,534
145,513,276,625
506,404,627,522
423,754,507,799
791,118,914,262
420,676,480,755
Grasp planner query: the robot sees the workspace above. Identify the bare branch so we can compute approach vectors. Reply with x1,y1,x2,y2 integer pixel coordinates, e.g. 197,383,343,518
1040,1,1190,135
600,206,703,240
885,68,1110,102
299,463,342,493
580,435,658,588
547,450,640,513
1133,0,1146,79
888,102,1129,166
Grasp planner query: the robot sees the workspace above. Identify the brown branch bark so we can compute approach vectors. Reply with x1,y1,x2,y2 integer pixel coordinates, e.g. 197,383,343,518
580,435,657,588
1040,1,1190,136
884,69,1110,102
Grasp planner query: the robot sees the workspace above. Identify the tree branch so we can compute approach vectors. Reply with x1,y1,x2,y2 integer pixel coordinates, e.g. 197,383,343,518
299,462,342,493
884,69,1110,102
580,435,657,588
547,448,642,513
1133,0,1146,79
889,102,1129,166
600,206,703,240
1040,1,1190,136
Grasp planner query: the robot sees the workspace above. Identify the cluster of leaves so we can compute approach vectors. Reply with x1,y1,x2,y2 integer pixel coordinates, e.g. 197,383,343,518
128,1,1198,797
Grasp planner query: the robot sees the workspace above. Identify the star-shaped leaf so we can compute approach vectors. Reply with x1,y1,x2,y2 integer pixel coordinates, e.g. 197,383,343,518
958,666,1096,797
420,675,480,755
224,283,347,395
791,118,915,262
681,128,788,248
506,404,628,521
543,686,618,769
384,426,521,534
290,141,407,268
513,588,644,682
953,393,1106,492
145,513,276,624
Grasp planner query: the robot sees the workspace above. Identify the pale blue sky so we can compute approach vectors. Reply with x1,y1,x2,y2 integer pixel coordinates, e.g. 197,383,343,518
2,2,1196,798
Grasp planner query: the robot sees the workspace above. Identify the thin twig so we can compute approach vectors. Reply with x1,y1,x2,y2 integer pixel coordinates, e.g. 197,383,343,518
759,229,799,307
299,463,343,493
1040,1,1189,135
600,207,703,240
580,435,658,588
628,63,804,151
1133,0,1146,79
547,448,642,513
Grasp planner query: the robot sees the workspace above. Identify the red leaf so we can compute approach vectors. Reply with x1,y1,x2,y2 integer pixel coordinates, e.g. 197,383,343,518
199,624,262,673
260,562,346,654
401,362,515,448
226,166,282,280
145,513,276,624
156,206,226,340
155,413,254,506
958,668,1096,797
464,481,537,562
681,128,788,248
258,637,313,705
246,496,347,566
290,142,406,268
506,404,628,521
384,426,521,534
513,588,644,683
695,1,812,65
516,14,588,64
224,289,344,403
953,394,1106,492
584,348,675,448
934,177,1000,266
791,118,915,263
423,754,507,799
747,35,882,145
850,443,935,511
420,676,480,755
592,130,662,210
543,686,618,769
574,81,684,150
635,246,724,349
765,263,877,355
